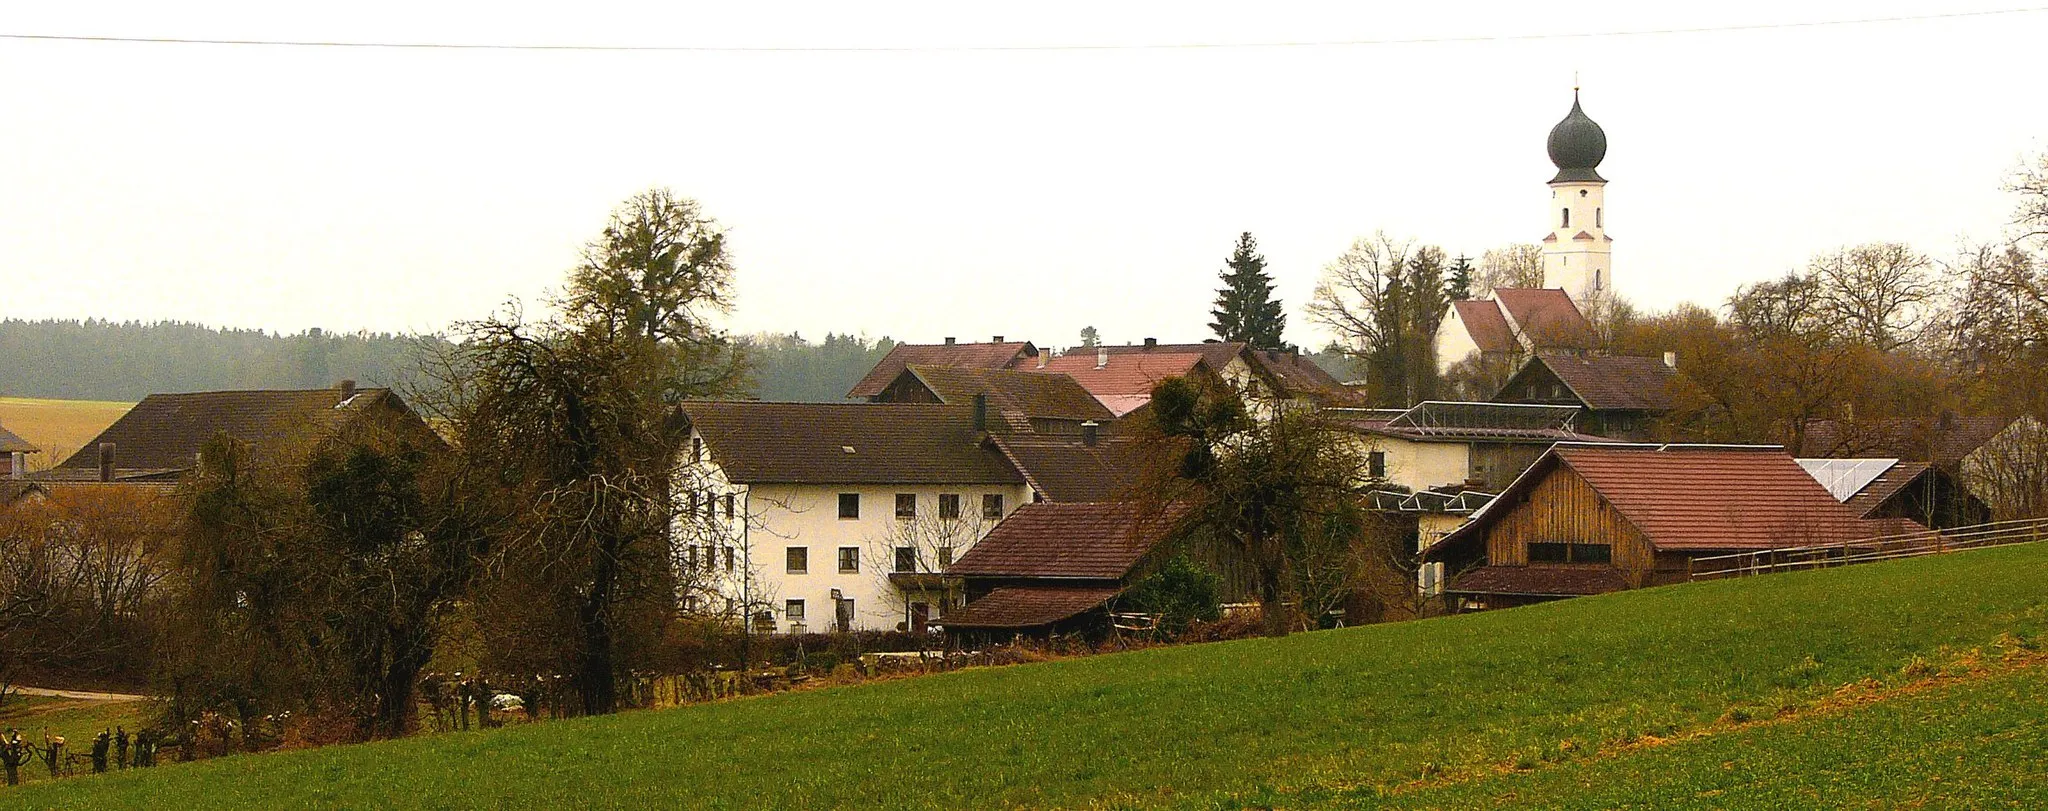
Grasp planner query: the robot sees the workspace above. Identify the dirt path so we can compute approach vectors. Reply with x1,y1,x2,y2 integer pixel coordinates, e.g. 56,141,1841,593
10,686,149,702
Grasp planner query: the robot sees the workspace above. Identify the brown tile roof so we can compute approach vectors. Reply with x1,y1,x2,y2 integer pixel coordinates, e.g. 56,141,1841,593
901,366,1113,427
0,423,35,455
1512,354,1686,411
1026,352,1212,415
848,341,1038,398
947,502,1181,579
988,434,1144,503
1839,461,1930,518
939,586,1124,629
1492,288,1595,349
1801,416,2016,465
1451,300,1517,353
45,387,415,480
682,401,1025,485
1243,349,1372,406
1445,565,1630,597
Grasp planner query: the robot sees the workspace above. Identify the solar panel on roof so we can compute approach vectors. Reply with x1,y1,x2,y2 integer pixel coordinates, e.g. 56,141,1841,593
1795,458,1898,501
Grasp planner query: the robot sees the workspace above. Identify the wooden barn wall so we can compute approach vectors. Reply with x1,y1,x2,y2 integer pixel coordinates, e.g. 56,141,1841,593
1484,464,1655,585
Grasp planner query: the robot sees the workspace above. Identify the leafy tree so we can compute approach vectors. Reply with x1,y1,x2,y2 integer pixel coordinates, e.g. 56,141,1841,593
1209,232,1287,349
1118,556,1221,637
1078,326,1101,348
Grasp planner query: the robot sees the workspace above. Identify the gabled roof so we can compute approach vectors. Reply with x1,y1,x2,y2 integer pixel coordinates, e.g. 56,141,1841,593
1801,416,2017,465
0,423,36,455
682,401,1024,485
1500,354,1686,411
1797,458,1942,520
848,341,1038,398
987,434,1144,503
43,387,419,482
1097,341,1245,371
1491,288,1596,349
1326,401,1610,444
898,365,1113,427
1450,300,1517,353
1430,444,1878,557
1026,351,1213,416
1099,341,1365,405
947,502,1182,579
938,586,1125,629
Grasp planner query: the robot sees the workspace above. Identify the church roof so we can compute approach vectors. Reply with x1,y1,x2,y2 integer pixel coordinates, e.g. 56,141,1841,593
1492,288,1596,349
1547,91,1607,184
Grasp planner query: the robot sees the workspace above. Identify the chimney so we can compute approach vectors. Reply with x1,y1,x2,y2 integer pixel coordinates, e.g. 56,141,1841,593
1037,351,1048,369
98,441,116,483
1662,351,1677,369
338,379,357,402
1096,347,1109,369
944,337,956,346
1081,421,1099,447
1143,337,1157,350
971,394,988,432
992,335,1004,343
1938,409,1959,431
8,451,23,480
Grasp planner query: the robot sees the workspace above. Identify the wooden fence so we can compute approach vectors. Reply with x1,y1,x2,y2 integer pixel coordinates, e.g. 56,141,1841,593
1688,517,2048,581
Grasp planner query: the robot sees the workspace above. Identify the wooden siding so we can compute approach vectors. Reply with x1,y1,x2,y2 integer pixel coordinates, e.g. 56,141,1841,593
1484,463,1656,586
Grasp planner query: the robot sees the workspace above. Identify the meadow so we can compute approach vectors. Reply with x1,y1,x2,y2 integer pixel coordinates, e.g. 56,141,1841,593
0,397,134,471
4,542,2044,809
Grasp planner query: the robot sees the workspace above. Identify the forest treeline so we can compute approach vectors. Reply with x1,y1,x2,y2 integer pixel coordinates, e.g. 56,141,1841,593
0,319,897,404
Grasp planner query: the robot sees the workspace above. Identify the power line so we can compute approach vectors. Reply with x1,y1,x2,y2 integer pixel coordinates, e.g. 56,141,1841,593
1,7,2042,53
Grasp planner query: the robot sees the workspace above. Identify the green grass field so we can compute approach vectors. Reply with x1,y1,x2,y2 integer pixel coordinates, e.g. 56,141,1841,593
5,543,2046,809
0,397,134,471
0,696,153,787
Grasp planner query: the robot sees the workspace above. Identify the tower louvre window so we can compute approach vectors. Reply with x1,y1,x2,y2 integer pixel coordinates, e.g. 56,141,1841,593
1596,207,1603,228
1561,208,1570,228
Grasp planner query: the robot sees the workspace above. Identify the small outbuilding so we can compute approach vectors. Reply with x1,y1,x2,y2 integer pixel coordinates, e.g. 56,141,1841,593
941,502,1184,640
1797,458,1990,530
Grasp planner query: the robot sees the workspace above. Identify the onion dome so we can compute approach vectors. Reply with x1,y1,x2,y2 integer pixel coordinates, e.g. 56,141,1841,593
1546,91,1607,183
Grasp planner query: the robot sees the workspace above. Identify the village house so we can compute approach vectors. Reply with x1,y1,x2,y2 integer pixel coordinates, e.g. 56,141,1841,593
847,337,1040,400
1489,352,1686,441
1326,400,1611,495
679,401,1034,634
1025,345,1225,417
869,364,1114,435
1797,458,1991,530
32,381,441,485
1422,443,1911,611
0,421,36,479
939,501,1185,641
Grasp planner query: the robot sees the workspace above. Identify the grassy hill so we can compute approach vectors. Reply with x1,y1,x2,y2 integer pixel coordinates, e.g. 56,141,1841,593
0,396,133,471
7,543,2047,809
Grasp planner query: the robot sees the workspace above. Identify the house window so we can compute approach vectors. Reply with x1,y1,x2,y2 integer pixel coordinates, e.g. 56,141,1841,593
896,493,917,519
786,546,808,574
1561,208,1570,228
982,493,1004,519
939,494,961,520
723,494,736,520
691,437,703,463
688,491,701,517
838,546,860,574
895,546,918,573
938,546,955,568
705,546,718,572
838,493,860,519
1529,542,1611,564
724,546,735,573
785,599,805,622
685,545,699,569
703,493,716,519
836,598,855,630
1368,451,1387,479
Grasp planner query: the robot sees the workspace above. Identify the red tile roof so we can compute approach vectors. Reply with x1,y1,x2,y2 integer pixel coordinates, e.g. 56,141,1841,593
1098,341,1245,371
1492,288,1595,349
1026,352,1213,415
683,401,1025,485
45,387,425,481
848,341,1038,398
1801,416,2016,465
1445,565,1630,597
938,586,1124,629
1510,354,1686,411
947,502,1182,579
1100,342,1364,404
1451,300,1517,353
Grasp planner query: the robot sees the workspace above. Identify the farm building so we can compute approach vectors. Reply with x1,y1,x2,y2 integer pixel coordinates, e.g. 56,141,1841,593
1490,352,1690,441
1797,458,1990,530
1326,400,1613,494
0,421,36,478
940,502,1185,641
1423,443,1909,611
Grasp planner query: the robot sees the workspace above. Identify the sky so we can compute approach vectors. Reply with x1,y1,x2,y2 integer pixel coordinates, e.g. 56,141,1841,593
4,2,2046,353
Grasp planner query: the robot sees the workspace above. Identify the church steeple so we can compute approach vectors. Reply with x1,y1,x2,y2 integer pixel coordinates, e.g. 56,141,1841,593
1541,87,1613,303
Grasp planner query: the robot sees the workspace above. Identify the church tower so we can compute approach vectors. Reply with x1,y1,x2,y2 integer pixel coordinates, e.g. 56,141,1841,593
1541,90,1612,303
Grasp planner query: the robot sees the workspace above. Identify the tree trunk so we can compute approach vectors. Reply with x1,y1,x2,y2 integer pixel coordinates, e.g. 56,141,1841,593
576,536,621,715
1257,566,1288,638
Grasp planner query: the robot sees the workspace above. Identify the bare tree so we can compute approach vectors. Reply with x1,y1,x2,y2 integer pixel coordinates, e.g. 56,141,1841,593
1476,243,1545,295
864,506,991,634
1308,232,1440,406
1808,243,1939,351
1,488,173,709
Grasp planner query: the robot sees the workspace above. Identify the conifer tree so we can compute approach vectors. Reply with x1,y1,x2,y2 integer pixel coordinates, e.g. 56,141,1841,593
1445,254,1476,303
1209,232,1288,349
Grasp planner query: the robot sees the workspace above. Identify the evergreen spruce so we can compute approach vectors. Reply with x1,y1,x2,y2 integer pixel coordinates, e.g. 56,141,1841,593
1445,254,1476,303
1209,232,1288,349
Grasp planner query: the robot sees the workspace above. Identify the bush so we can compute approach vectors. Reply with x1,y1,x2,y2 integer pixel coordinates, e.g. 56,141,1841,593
1119,556,1223,637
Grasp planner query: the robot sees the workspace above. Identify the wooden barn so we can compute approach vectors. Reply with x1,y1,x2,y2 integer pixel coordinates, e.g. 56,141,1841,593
940,502,1185,641
1422,443,1906,611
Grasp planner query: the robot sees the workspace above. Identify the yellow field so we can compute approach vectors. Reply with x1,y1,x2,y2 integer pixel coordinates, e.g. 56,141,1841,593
0,397,135,471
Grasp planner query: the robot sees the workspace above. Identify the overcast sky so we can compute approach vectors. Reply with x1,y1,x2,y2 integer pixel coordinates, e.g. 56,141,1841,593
4,2,2045,352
